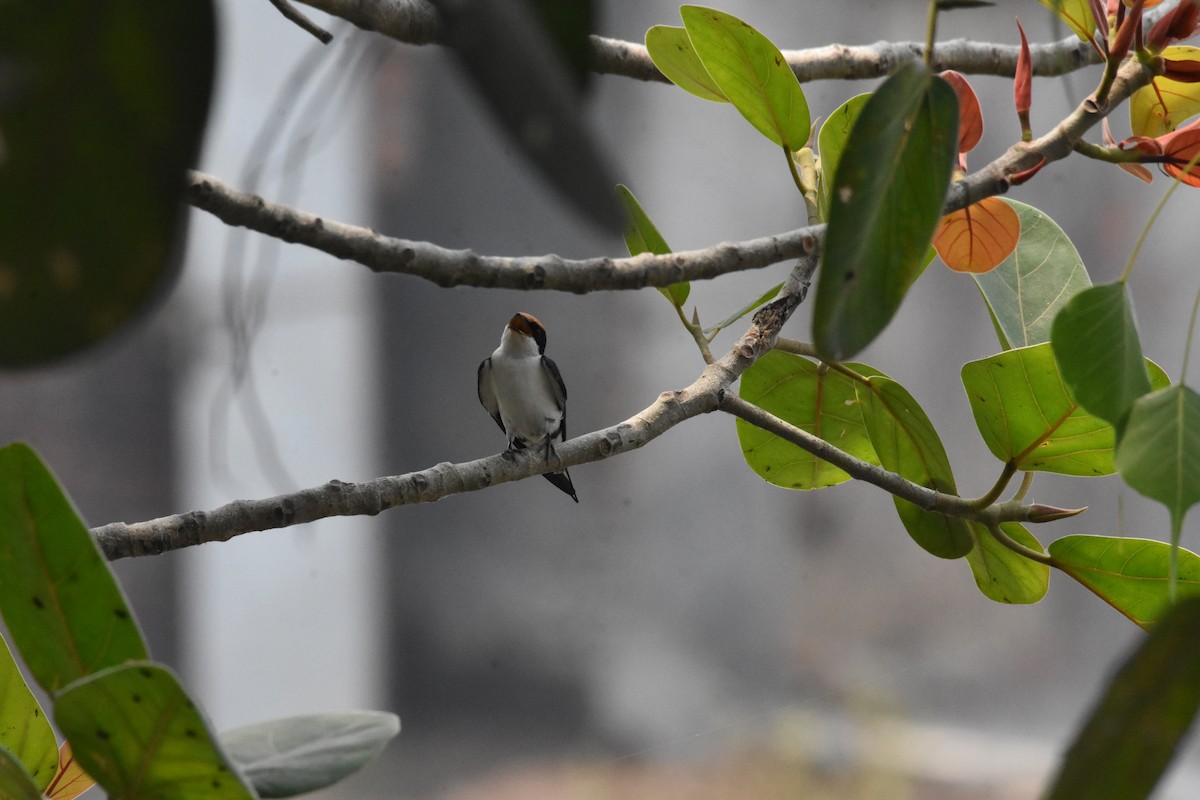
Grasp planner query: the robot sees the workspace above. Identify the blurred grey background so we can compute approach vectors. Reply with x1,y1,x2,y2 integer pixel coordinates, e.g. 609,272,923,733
4,1,1200,797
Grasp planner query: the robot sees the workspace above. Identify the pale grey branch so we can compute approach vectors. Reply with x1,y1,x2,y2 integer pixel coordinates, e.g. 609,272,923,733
184,171,821,292
297,0,1100,81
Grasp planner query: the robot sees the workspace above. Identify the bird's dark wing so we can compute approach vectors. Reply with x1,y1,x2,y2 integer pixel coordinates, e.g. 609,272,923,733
477,358,506,433
541,355,568,440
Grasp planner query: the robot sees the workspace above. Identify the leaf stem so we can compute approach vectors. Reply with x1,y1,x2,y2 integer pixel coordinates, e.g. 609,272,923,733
1012,470,1035,502
676,304,715,364
1121,148,1200,283
966,461,1019,509
923,0,939,66
773,338,871,385
986,520,1054,565
1182,283,1200,384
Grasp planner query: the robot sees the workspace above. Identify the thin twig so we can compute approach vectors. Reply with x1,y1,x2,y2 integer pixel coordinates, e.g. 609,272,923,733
269,0,334,44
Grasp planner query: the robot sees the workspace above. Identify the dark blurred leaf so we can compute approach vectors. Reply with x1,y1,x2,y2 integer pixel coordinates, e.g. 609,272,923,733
1050,283,1151,430
0,749,44,800
529,0,593,90
813,62,958,360
0,0,215,367
430,0,621,232
1044,596,1200,800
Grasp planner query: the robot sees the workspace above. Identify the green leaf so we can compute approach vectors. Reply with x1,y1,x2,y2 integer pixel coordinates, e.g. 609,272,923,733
737,352,882,489
965,522,1050,604
0,748,44,800
961,344,1170,476
706,282,783,335
221,712,400,799
857,376,973,558
1049,536,1200,630
55,663,255,800
0,636,58,791
615,184,688,307
678,6,810,150
813,62,959,360
1116,385,1200,585
817,94,870,221
1037,0,1098,43
644,25,728,103
0,443,147,695
0,1,216,367
972,200,1091,350
1044,596,1200,800
1051,283,1152,430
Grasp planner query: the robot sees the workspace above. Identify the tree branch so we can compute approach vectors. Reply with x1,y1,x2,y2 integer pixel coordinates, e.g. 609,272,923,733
91,255,1054,559
94,265,810,559
297,0,1101,81
184,171,822,291
185,49,1152,295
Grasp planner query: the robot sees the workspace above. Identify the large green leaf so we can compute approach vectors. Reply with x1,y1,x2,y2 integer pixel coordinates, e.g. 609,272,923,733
679,6,810,150
813,62,959,360
0,748,44,800
1115,385,1200,585
615,184,688,307
816,93,869,221
1051,282,1152,430
1044,596,1200,800
965,522,1050,604
857,376,973,558
972,200,1091,350
221,712,400,799
1050,536,1200,630
644,25,728,103
737,352,882,489
961,345,1169,476
0,443,147,694
55,663,255,800
0,636,58,791
0,0,215,367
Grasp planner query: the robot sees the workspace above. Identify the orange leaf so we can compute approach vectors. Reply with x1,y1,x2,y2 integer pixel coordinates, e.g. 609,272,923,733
940,70,983,154
934,197,1021,274
43,742,95,800
1160,121,1200,186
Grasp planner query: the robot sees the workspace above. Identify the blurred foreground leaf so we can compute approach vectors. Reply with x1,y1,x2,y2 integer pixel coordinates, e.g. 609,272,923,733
1044,596,1200,800
814,62,958,359
431,0,621,231
0,0,215,366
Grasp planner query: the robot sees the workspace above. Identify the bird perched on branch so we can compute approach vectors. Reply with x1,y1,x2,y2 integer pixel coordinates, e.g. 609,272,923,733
477,312,578,502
